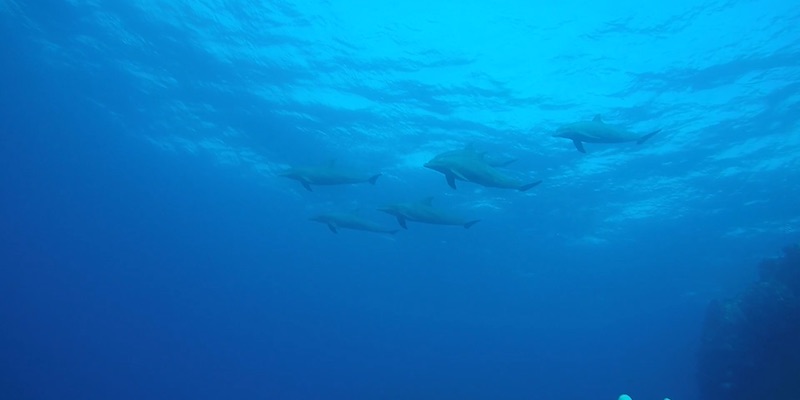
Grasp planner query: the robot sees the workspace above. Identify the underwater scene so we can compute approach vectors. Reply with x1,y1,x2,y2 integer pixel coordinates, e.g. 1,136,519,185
1,1,799,399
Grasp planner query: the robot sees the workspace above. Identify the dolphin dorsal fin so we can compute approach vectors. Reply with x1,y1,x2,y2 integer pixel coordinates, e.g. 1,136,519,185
420,196,434,205
593,114,604,123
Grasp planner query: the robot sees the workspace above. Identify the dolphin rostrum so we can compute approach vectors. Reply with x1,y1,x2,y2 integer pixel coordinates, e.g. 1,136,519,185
378,197,480,229
423,149,541,191
553,115,661,153
310,212,400,235
280,161,381,191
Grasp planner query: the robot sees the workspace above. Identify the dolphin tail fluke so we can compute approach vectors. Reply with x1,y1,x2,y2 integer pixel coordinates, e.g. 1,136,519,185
518,180,543,192
368,174,382,185
637,129,661,145
572,139,586,153
463,220,481,229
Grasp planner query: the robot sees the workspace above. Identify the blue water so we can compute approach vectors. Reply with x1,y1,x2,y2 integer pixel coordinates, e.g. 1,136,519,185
1,1,798,399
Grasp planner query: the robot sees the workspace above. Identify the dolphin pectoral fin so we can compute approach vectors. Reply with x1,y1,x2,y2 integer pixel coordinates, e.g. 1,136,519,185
301,181,313,191
388,229,400,235
445,174,457,189
572,140,586,153
368,173,381,185
463,220,481,229
396,216,408,229
636,129,661,145
518,180,543,192
327,224,338,233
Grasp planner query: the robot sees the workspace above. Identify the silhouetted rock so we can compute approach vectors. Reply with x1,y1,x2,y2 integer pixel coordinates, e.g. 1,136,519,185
697,243,800,400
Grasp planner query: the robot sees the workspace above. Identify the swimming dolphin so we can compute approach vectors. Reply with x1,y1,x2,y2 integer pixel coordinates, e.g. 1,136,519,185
280,161,381,191
310,212,400,235
424,150,541,191
553,115,661,153
378,197,480,229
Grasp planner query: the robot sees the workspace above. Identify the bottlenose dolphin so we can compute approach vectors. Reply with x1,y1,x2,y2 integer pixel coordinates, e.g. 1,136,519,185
378,197,480,229
424,150,541,191
280,161,381,191
553,115,661,153
310,212,400,235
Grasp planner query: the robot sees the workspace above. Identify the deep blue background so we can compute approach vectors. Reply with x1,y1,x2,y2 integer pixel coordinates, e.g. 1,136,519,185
1,3,796,400
0,43,699,399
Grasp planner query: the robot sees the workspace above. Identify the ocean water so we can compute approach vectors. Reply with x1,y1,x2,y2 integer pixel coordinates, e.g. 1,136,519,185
1,1,798,399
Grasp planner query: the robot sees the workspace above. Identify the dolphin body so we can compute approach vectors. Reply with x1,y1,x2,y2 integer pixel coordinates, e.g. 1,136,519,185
553,115,661,153
310,212,399,235
423,149,541,191
280,161,381,191
378,197,480,229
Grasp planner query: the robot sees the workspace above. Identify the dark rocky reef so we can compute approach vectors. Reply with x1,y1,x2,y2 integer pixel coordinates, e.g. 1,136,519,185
697,243,800,400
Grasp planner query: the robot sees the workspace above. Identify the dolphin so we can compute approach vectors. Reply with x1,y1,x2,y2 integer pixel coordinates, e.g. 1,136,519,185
553,115,661,153
378,197,480,229
424,150,541,191
279,161,381,191
310,212,400,235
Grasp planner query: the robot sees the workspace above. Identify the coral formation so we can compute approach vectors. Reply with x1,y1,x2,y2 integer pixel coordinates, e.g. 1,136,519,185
697,243,800,400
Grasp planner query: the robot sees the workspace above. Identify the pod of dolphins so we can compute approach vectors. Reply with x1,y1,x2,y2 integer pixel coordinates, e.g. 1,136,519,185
281,115,661,235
